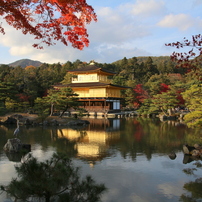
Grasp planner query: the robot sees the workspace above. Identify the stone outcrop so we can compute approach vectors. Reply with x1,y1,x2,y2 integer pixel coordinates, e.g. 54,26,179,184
0,114,33,125
21,152,33,163
0,116,17,124
0,113,90,127
42,119,59,126
67,120,90,126
168,152,177,160
159,114,177,121
183,144,202,158
3,138,31,153
66,120,90,129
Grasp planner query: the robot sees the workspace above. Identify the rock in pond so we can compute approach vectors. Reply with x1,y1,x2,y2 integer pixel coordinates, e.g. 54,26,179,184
183,144,202,158
168,152,177,160
3,138,31,153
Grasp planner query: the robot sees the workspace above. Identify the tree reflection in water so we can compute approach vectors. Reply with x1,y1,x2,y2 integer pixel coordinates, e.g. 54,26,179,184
181,161,202,202
0,152,106,202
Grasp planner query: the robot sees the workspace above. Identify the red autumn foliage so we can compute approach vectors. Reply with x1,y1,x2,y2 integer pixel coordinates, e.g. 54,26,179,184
0,0,97,49
133,84,149,107
165,34,202,69
160,83,170,93
133,119,144,142
176,90,185,106
16,93,30,102
159,83,184,105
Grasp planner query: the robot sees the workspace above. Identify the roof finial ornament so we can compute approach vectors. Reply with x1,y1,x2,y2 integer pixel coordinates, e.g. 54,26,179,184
89,60,95,65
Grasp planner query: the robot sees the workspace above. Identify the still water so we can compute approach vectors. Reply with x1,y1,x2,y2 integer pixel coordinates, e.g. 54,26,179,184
0,117,202,202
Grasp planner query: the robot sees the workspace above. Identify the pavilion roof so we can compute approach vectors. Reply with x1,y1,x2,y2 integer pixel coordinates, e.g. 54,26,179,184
54,82,129,89
68,65,116,75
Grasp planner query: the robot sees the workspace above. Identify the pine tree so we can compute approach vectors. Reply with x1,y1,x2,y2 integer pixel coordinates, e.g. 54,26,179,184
0,153,106,202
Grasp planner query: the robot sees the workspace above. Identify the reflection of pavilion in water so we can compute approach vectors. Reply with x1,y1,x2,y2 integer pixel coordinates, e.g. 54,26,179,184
57,118,121,165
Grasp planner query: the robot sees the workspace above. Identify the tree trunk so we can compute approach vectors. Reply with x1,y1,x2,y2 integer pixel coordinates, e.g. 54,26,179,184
161,107,168,116
50,103,54,116
59,105,68,117
59,110,65,118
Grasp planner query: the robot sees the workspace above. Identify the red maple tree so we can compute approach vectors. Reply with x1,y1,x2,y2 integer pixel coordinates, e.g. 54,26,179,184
165,34,202,69
0,0,97,49
16,93,30,102
133,84,149,107
160,83,170,93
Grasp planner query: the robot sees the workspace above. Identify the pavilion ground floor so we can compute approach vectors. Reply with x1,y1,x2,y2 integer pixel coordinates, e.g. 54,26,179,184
77,97,123,113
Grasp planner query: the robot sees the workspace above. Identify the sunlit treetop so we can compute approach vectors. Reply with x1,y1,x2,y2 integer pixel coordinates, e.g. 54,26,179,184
0,0,97,49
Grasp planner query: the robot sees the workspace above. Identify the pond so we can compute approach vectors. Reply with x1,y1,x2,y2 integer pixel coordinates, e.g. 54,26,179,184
0,117,202,202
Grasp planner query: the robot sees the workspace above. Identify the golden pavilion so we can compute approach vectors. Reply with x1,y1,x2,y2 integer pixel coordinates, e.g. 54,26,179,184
54,62,128,113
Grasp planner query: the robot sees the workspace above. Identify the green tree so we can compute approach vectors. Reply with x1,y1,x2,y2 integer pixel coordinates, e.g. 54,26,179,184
180,162,202,202
151,90,178,115
145,74,171,96
4,66,25,95
43,87,79,117
125,88,135,109
0,81,18,108
34,97,50,121
157,60,175,74
73,59,83,69
182,84,202,128
143,57,159,82
112,75,126,86
0,64,12,81
36,63,63,95
137,98,153,115
62,61,74,70
121,57,128,69
23,66,39,106
0,153,106,202
57,87,79,117
134,62,146,84
61,72,73,84
44,88,61,116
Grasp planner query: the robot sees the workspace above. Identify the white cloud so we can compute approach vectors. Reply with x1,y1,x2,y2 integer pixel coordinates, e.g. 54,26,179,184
131,0,166,18
0,3,153,64
9,45,35,56
158,183,184,198
1,1,202,64
157,14,195,31
91,6,150,45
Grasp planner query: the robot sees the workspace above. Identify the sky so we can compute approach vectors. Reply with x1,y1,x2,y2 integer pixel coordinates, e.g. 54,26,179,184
1,0,202,64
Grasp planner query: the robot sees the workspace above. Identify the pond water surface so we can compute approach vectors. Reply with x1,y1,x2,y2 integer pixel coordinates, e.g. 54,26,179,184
0,117,202,202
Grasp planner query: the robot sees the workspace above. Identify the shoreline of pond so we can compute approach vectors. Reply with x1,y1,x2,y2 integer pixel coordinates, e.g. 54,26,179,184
0,113,89,127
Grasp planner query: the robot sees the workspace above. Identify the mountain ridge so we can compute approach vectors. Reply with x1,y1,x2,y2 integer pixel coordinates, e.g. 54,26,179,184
8,59,42,68
2,56,172,68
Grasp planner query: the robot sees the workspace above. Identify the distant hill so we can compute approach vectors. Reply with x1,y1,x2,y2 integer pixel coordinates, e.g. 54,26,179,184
113,56,171,65
8,59,42,68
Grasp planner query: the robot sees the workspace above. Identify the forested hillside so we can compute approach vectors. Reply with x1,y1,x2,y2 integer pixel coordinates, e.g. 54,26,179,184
8,59,42,68
0,55,201,127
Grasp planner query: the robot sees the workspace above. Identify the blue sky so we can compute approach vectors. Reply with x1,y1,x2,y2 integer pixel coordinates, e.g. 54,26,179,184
1,0,202,64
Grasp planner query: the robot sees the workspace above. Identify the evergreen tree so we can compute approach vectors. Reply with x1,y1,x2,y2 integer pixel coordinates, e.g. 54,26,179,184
0,81,18,107
57,87,79,117
43,88,61,116
0,64,12,81
61,73,73,84
125,88,135,109
0,153,106,202
143,57,159,82
151,90,178,115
